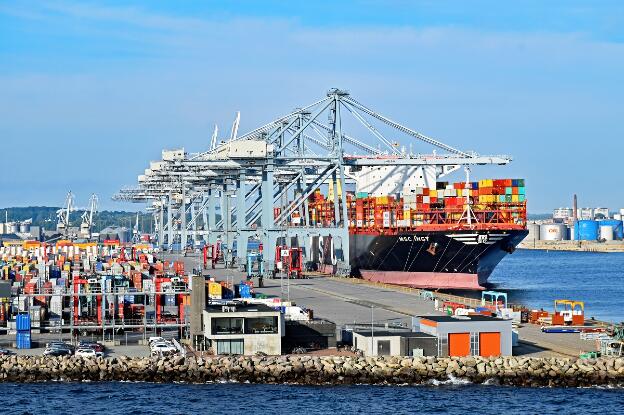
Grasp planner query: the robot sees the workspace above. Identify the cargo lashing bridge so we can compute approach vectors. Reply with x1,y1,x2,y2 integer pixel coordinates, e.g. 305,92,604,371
114,89,511,277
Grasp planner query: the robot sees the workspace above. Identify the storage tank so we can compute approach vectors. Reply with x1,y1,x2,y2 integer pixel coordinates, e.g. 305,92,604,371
9,223,19,234
598,219,623,240
525,223,540,241
574,220,599,241
19,223,30,233
600,225,614,241
568,225,575,240
540,224,566,241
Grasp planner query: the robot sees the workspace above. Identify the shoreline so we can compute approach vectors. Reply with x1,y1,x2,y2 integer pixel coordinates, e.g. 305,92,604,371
518,242,624,253
1,355,622,388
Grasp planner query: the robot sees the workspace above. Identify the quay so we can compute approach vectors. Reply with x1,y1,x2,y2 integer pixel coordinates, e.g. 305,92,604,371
193,257,601,359
519,241,624,253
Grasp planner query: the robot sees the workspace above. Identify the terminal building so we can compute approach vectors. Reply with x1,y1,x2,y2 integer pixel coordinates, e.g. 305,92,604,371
413,315,513,357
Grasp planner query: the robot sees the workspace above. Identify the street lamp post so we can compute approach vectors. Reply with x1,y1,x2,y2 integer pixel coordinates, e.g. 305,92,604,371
371,305,374,357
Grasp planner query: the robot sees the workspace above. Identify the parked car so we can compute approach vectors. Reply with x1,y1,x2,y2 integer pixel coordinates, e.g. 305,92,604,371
46,342,74,352
43,348,73,357
150,343,177,356
148,336,166,345
0,348,15,356
75,348,98,358
79,341,105,353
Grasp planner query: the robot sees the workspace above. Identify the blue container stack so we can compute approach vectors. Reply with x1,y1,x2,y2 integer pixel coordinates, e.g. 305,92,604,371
236,283,252,299
16,312,31,349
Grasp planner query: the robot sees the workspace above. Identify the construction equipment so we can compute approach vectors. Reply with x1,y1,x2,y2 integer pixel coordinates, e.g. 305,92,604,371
80,194,98,239
552,300,585,326
57,191,74,236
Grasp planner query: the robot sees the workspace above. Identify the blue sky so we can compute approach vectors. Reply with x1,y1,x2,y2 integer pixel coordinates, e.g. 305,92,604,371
1,1,623,212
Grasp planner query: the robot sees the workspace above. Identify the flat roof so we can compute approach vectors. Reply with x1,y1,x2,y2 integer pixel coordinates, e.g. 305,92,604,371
205,303,278,313
353,330,435,338
418,315,504,323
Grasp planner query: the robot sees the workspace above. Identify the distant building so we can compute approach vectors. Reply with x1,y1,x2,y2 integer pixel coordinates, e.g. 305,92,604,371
579,208,594,220
553,207,573,223
594,207,609,220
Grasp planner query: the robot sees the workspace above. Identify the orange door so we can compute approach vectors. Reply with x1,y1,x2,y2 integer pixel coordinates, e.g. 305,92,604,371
479,332,501,357
448,333,470,357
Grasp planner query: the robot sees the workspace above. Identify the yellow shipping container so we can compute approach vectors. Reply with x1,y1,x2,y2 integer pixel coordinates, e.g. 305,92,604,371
208,282,222,298
376,196,389,204
429,189,437,197
63,264,70,271
511,194,519,202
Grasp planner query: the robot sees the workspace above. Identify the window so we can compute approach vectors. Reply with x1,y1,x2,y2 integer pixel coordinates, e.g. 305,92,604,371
470,333,479,356
438,335,448,357
212,317,244,334
245,317,278,334
216,339,244,355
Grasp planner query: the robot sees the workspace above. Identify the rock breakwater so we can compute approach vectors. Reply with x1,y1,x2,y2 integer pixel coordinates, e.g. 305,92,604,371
1,355,623,387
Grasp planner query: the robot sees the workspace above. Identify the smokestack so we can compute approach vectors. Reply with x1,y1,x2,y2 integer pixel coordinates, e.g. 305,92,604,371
573,194,578,222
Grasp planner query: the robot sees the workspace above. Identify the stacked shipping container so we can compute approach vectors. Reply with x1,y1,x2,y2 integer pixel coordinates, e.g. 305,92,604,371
305,178,526,231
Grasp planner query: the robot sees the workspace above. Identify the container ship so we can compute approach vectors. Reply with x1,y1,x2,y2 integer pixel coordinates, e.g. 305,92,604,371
309,167,527,290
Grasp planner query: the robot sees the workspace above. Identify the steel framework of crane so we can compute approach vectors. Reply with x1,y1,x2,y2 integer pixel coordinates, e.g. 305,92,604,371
114,88,511,276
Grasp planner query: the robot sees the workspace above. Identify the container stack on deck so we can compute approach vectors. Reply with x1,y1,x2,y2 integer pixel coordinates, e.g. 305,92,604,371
306,178,527,230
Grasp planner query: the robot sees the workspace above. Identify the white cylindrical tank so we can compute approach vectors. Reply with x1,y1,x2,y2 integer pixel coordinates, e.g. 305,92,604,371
600,225,614,241
526,223,540,241
620,208,624,216
9,223,19,233
19,223,30,233
569,226,575,240
540,224,567,241
615,214,622,221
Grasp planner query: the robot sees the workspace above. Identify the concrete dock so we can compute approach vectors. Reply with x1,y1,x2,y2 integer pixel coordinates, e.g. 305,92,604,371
197,259,597,358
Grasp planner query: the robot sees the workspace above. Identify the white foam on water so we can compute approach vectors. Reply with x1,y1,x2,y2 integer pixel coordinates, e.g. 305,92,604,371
428,374,472,386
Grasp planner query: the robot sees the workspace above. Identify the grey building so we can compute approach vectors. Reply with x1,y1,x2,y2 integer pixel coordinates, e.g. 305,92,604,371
352,330,437,357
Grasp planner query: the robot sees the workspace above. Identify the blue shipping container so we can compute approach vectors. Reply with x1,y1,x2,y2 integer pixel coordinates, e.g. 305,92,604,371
16,313,31,331
16,332,31,349
238,285,252,299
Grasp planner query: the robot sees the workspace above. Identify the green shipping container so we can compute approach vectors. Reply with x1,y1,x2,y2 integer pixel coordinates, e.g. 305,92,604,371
519,195,526,202
356,192,369,199
518,187,526,195
506,187,513,195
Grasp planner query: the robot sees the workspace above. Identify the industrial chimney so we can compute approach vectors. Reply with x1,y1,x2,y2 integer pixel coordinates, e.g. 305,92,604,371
573,194,578,221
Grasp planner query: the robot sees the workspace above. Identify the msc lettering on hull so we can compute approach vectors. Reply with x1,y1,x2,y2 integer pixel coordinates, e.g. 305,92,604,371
398,236,429,242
